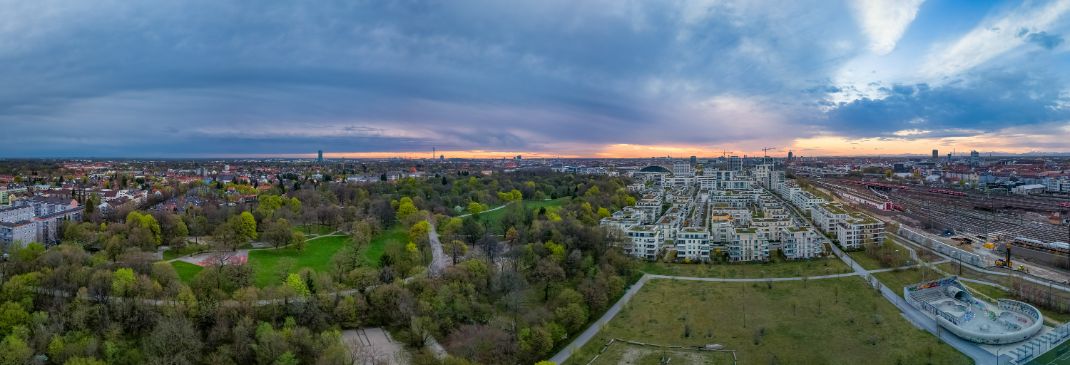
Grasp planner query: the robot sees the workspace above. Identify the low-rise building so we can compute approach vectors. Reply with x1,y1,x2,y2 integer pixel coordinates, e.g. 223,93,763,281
836,213,885,250
729,228,768,262
675,227,710,262
781,227,824,259
810,203,849,236
625,225,662,260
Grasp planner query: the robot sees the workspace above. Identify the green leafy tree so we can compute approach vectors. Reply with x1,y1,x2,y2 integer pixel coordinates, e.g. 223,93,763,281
264,219,297,249
274,352,299,365
467,202,487,215
0,333,32,365
111,268,136,296
126,211,162,244
518,326,554,361
395,197,419,224
285,273,310,297
409,220,430,246
236,211,258,241
0,302,29,337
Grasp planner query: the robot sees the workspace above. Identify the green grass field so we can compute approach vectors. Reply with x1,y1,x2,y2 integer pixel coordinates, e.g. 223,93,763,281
171,261,204,283
848,238,913,270
1028,340,1070,365
565,278,969,365
363,225,407,266
248,235,350,287
639,256,851,278
477,198,569,233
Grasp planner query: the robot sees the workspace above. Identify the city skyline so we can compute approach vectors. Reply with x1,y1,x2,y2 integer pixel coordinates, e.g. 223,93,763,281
3,0,1070,158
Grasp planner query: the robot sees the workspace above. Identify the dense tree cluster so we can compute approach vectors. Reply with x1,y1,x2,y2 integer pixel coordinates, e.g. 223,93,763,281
1,170,639,364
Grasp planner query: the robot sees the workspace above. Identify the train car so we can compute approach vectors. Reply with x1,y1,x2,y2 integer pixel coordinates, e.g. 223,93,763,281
1011,237,1070,253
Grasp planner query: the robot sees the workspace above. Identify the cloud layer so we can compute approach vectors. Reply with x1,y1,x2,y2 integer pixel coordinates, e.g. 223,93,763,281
1,0,1068,157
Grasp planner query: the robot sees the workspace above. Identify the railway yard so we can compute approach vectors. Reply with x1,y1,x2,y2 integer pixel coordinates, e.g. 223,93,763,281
806,177,1070,282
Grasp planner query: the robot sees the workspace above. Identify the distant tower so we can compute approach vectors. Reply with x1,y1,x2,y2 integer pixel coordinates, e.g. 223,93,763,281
439,154,445,161
787,151,794,162
433,147,436,160
317,150,323,163
689,155,697,166
932,149,939,160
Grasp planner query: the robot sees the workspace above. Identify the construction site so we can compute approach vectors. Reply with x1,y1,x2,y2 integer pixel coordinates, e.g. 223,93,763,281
805,177,1070,283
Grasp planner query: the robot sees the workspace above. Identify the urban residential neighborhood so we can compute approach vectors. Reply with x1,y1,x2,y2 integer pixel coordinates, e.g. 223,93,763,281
4,1,1070,365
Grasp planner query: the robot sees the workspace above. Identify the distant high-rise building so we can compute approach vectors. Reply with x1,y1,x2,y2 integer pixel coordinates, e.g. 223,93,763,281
439,154,445,161
970,150,980,158
689,155,697,166
515,155,522,160
932,149,939,160
317,150,323,163
787,151,794,161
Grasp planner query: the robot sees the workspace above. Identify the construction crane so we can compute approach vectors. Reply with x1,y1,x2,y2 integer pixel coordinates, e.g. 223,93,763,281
761,147,778,158
761,147,778,164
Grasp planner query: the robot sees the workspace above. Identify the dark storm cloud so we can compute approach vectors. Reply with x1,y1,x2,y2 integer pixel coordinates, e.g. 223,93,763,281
0,0,869,157
823,70,1070,138
2,0,1066,156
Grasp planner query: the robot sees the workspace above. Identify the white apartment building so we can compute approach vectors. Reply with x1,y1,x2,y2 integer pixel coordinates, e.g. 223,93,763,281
790,190,824,212
634,198,663,222
709,215,735,244
675,227,711,262
781,227,824,259
836,213,885,250
599,208,646,238
752,218,792,242
810,203,849,236
729,229,769,262
625,226,662,260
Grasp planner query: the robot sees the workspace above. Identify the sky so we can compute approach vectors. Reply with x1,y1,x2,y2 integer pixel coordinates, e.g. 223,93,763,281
2,0,1069,158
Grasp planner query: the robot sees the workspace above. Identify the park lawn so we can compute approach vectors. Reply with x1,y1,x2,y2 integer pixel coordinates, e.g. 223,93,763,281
171,261,204,284
478,197,569,233
564,277,969,365
248,235,350,287
848,238,913,270
873,267,944,296
639,256,850,279
363,225,407,266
